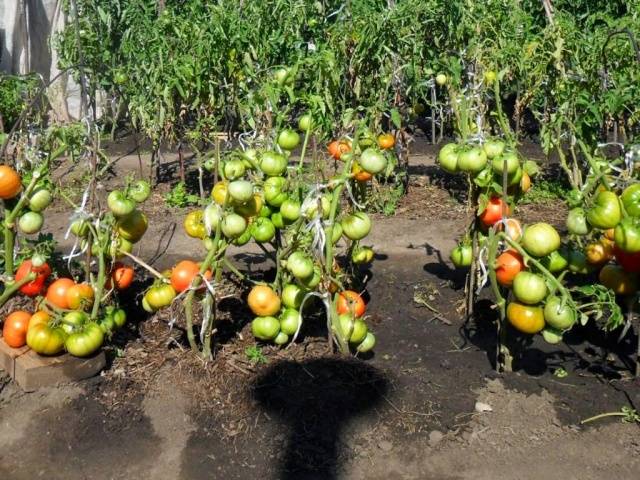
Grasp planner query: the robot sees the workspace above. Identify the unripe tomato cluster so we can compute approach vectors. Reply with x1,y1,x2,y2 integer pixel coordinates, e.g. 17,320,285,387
438,139,532,197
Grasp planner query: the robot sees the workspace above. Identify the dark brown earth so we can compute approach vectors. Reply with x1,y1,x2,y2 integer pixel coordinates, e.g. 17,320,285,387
1,135,639,480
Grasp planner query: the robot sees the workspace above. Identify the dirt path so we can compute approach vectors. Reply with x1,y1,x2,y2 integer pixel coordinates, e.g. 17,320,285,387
1,138,639,479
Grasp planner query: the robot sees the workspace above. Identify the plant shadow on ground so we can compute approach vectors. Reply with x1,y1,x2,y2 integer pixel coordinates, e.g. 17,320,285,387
252,357,388,480
462,299,638,379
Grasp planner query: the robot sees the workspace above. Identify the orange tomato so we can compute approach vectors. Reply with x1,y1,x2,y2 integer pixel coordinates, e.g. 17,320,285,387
506,302,545,334
66,283,95,310
0,165,22,199
111,262,135,290
585,239,614,265
247,285,281,316
28,311,51,330
520,171,531,193
170,260,212,293
336,290,366,318
3,310,31,347
46,278,76,309
603,228,615,241
377,133,395,150
500,218,523,241
479,197,510,228
351,161,373,182
328,140,352,160
495,250,525,287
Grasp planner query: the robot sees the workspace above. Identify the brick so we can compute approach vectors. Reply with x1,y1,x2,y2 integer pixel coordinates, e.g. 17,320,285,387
0,337,30,378
14,349,106,392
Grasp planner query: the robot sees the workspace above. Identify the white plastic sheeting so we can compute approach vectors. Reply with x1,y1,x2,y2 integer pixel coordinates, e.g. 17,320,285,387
1,0,79,120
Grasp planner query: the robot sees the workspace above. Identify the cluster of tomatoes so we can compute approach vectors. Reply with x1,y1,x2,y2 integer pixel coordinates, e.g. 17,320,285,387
163,119,396,352
438,138,532,198
566,183,640,296
3,259,132,357
0,165,53,235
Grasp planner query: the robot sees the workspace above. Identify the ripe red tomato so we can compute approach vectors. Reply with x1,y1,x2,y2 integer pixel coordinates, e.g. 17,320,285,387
336,290,366,318
111,262,134,290
46,278,76,309
479,197,510,228
14,259,52,296
170,260,212,293
3,310,31,347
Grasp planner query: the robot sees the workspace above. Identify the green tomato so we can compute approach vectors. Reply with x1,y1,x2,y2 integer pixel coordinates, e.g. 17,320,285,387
359,148,387,175
352,246,374,264
260,151,288,177
297,265,322,290
274,332,289,345
614,217,640,253
18,211,44,234
117,210,148,243
540,248,569,273
544,297,577,330
232,227,253,246
107,190,136,217
287,251,314,280
521,223,561,257
586,191,621,229
251,316,280,340
438,143,459,173
280,198,301,222
146,284,177,310
264,176,288,207
483,139,506,160
223,159,246,180
251,217,276,243
341,212,371,240
28,188,53,212
277,129,300,151
566,208,590,235
541,327,563,345
512,271,548,305
336,314,368,344
282,284,307,309
26,324,67,355
621,183,640,217
298,114,313,132
228,180,254,204
450,244,473,267
61,311,89,334
356,332,376,353
330,222,343,244
129,180,151,203
65,322,104,357
457,147,488,173
271,212,285,229
279,308,301,336
491,151,519,175
221,213,247,239
70,219,90,237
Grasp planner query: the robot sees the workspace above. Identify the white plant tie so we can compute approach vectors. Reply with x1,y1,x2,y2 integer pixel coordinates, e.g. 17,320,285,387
289,291,330,346
344,180,366,209
475,246,489,295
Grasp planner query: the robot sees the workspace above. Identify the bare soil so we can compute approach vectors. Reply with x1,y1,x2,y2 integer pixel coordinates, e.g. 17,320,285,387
1,135,639,480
